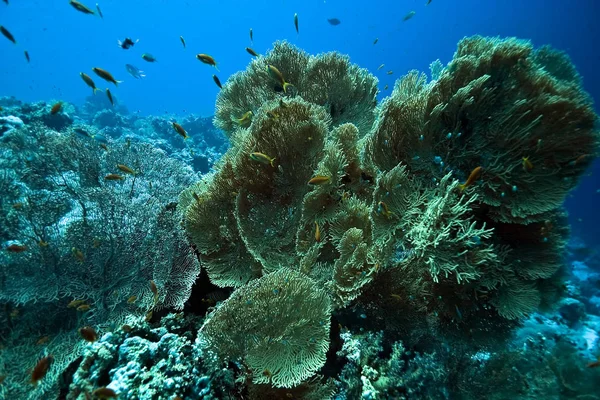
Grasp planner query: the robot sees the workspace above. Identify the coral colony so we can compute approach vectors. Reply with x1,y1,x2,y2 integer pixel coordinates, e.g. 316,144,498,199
1,37,599,399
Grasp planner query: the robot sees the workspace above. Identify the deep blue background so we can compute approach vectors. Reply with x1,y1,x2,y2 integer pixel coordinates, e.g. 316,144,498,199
1,0,599,242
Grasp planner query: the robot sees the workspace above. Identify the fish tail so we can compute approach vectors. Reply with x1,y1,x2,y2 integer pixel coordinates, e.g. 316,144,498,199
270,158,276,167
283,82,294,93
214,65,220,72
457,183,466,192
116,80,124,86
93,88,102,94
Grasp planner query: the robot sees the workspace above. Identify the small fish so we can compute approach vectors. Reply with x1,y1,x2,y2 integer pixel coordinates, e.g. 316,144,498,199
50,102,62,115
105,173,125,181
67,299,86,308
150,280,158,305
587,357,600,368
377,64,384,70
327,18,341,26
373,38,378,45
92,67,122,86
0,375,5,385
36,336,50,345
72,247,85,263
0,25,16,44
118,37,138,49
403,11,416,21
99,143,108,151
522,156,533,172
180,35,186,48
172,122,188,139
571,154,589,166
377,201,394,218
24,50,30,63
263,369,273,379
426,0,432,4
249,152,276,167
38,240,49,247
232,111,253,127
69,0,95,15
294,13,299,33
80,72,101,94
196,54,218,71
308,175,331,185
12,202,24,209
121,324,133,333
6,243,27,252
92,387,118,399
386,70,394,75
454,304,463,320
266,110,279,120
79,326,98,342
315,221,321,242
127,295,137,304
249,28,253,43
106,88,114,106
116,164,135,175
145,310,153,322
31,355,53,385
76,304,91,312
384,85,389,90
246,47,259,57
267,65,293,93
141,53,157,62
95,3,103,18
125,64,145,79
212,74,222,89
458,166,483,191
390,294,402,300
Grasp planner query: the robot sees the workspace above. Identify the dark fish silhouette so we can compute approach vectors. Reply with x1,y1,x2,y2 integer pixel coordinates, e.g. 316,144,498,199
0,25,16,44
327,18,341,26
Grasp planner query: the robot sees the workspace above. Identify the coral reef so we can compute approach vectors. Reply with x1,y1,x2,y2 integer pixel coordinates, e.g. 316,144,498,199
1,34,599,400
183,35,599,394
0,121,201,398
66,314,237,400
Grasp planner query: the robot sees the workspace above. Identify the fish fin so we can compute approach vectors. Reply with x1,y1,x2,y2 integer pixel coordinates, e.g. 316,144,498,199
93,88,102,94
116,80,124,86
457,184,466,192
270,158,276,167
283,82,294,93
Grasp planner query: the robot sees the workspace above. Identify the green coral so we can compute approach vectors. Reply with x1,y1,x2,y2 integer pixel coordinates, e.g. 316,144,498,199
201,269,332,388
184,36,599,391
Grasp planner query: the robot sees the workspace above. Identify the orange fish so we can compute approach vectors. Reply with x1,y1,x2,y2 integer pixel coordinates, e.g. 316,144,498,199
522,157,533,172
36,336,51,345
67,299,86,308
116,164,135,175
92,67,122,86
458,166,482,191
377,201,393,218
50,102,62,115
72,247,85,263
172,122,188,140
196,54,219,71
308,175,331,185
315,221,321,242
127,295,137,304
105,174,125,181
77,304,91,312
6,243,27,252
150,280,158,305
587,357,600,368
79,326,98,342
31,355,53,385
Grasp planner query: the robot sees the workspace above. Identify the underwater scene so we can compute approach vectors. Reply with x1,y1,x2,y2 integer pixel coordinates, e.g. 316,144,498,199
1,0,600,399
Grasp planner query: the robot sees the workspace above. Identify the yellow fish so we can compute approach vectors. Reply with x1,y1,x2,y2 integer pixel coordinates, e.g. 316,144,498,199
249,152,276,167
